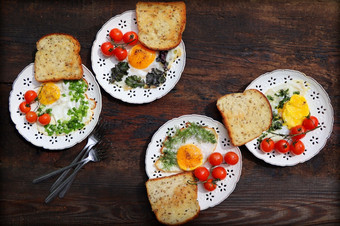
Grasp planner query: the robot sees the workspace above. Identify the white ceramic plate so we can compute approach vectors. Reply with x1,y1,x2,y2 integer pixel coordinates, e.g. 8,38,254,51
145,114,242,210
245,69,334,166
91,10,186,104
9,63,102,150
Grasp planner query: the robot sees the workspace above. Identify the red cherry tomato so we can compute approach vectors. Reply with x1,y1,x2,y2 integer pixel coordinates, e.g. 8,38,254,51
290,125,306,141
290,140,305,155
123,31,138,45
224,152,239,165
19,101,31,114
275,140,290,153
208,152,223,166
194,166,209,181
109,28,123,42
211,166,227,180
204,179,217,191
303,116,319,131
26,111,37,123
38,113,51,126
113,47,128,61
260,138,275,153
24,90,37,103
100,42,114,56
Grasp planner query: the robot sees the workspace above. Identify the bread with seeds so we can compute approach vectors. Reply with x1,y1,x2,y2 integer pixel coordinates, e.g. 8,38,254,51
145,171,200,225
216,89,272,146
136,1,186,50
34,33,83,82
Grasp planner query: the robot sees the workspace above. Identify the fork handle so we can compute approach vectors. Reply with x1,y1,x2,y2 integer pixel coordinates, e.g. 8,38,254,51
33,158,88,184
45,159,90,203
49,142,94,192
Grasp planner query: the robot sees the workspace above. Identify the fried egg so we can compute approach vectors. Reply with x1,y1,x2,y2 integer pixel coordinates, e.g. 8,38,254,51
265,79,310,140
280,94,309,129
36,79,95,135
155,124,218,173
115,44,182,88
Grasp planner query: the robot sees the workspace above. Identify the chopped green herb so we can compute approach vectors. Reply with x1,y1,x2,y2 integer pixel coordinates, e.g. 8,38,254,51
159,123,217,170
42,79,89,136
267,95,274,101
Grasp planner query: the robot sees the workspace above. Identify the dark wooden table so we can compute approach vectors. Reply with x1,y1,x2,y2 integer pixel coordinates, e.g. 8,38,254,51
1,0,339,225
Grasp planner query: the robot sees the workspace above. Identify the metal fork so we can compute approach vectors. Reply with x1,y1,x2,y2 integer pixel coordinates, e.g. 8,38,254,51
33,141,106,183
49,120,107,192
45,143,108,203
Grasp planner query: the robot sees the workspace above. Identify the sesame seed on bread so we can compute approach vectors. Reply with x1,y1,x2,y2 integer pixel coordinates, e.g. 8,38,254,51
145,172,200,225
216,89,272,146
34,33,83,82
136,1,186,50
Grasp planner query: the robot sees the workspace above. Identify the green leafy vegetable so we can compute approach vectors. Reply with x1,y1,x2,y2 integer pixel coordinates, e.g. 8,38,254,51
110,62,129,83
125,75,145,88
145,68,166,87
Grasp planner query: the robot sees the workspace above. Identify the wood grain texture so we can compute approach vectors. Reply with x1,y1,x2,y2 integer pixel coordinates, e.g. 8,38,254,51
1,0,339,225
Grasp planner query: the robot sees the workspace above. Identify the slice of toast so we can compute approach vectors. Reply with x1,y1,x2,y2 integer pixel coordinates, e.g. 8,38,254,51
145,172,200,225
136,1,186,50
34,33,83,82
216,89,272,146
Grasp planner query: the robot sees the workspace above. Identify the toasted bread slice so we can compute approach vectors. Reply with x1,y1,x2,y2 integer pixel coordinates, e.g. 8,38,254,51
146,172,200,225
34,33,83,82
136,1,186,50
216,89,272,146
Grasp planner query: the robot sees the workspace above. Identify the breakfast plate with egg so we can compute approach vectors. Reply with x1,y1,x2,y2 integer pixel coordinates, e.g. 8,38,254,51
9,63,102,150
245,69,333,166
91,10,186,104
145,114,242,210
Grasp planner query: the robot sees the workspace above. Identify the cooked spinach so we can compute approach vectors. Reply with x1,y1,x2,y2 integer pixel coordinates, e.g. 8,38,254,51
145,68,166,87
125,75,145,88
110,62,129,83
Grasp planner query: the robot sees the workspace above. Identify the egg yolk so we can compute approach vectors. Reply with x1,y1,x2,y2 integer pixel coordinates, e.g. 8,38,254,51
38,82,61,105
281,94,309,129
128,44,156,69
177,144,203,171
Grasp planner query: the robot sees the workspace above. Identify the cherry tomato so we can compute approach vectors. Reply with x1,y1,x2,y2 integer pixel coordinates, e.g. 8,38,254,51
303,116,319,131
19,101,31,114
26,111,37,123
24,90,37,103
113,47,128,61
290,140,305,155
224,152,239,165
208,152,223,166
211,166,227,180
100,42,114,56
290,125,306,141
194,166,209,181
204,179,217,191
275,140,290,153
260,138,275,153
123,31,138,45
38,113,51,126
109,28,123,42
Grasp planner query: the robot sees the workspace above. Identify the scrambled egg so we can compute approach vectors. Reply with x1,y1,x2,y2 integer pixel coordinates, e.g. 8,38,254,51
280,94,309,129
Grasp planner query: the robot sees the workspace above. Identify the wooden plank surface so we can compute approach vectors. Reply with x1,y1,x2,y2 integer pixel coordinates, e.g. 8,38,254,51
1,0,339,225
